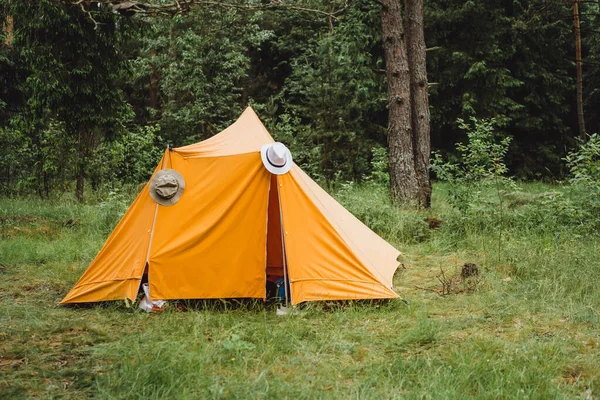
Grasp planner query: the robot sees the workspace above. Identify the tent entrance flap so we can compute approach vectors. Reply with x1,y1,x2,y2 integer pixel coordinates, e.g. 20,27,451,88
266,174,284,278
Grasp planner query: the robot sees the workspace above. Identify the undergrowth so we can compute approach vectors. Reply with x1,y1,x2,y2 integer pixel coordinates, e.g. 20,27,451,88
1,176,599,398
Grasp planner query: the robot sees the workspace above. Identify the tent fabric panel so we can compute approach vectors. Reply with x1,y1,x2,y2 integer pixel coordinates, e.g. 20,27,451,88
149,152,270,300
278,169,398,305
174,107,274,158
266,174,283,277
60,167,161,304
60,278,142,304
291,279,398,304
289,165,400,288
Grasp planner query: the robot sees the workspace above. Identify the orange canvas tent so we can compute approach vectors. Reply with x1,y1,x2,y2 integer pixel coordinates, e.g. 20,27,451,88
61,107,400,305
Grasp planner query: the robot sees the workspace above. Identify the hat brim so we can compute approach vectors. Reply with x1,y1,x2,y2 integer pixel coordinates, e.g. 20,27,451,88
149,169,186,206
261,143,293,175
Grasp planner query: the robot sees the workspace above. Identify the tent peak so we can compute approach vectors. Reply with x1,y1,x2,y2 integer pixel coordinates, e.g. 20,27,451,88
174,107,274,157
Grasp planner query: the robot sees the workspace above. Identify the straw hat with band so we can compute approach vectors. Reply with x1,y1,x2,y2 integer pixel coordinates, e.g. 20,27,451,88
261,142,293,175
149,169,185,206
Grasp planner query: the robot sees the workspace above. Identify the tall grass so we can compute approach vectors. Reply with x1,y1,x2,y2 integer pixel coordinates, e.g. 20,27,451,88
1,182,599,399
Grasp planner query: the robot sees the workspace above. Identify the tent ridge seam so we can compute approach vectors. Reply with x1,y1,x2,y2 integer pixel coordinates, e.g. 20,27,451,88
182,150,261,160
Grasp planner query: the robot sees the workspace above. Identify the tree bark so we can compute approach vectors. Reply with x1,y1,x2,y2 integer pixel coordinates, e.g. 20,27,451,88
380,0,419,203
574,0,586,139
2,15,13,46
2,0,13,47
405,0,431,207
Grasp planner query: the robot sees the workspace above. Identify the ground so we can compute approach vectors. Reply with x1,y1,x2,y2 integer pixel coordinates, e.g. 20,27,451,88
0,183,598,399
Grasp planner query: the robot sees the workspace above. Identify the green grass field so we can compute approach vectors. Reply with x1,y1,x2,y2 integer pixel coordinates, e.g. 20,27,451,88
1,183,599,399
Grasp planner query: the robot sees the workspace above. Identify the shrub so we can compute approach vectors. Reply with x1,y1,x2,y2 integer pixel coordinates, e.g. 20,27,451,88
430,118,515,237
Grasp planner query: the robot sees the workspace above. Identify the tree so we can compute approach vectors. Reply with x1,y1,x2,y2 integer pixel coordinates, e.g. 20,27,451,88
573,0,586,139
47,0,433,207
2,1,131,201
380,0,431,206
425,0,576,178
405,0,431,207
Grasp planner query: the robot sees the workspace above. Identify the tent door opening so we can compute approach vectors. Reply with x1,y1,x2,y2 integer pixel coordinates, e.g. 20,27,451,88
266,174,290,304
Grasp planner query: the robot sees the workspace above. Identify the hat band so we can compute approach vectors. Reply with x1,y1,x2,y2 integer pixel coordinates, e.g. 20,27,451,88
266,154,286,168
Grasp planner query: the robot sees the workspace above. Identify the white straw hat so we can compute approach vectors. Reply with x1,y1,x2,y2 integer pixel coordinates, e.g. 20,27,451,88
261,142,293,175
149,169,185,206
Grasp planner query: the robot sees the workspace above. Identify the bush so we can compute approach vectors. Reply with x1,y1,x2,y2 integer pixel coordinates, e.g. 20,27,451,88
430,117,514,234
562,133,600,229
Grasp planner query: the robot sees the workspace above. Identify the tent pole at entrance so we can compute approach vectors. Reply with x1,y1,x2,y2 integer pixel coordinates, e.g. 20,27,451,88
276,175,290,308
144,148,170,268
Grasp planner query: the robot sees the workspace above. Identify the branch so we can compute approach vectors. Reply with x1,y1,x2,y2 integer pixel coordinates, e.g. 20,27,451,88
48,0,348,19
79,1,100,28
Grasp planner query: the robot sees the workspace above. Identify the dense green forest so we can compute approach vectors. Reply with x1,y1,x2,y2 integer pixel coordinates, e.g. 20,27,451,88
1,0,599,200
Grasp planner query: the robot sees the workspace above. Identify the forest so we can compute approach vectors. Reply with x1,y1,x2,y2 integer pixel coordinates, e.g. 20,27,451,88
1,0,599,201
2,1,600,398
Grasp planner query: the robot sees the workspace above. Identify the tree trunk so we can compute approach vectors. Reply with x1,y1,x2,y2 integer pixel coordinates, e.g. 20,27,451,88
574,0,586,139
405,0,431,208
2,0,13,47
380,0,419,203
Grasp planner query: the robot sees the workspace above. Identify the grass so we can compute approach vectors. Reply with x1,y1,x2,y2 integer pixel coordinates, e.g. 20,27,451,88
1,182,599,399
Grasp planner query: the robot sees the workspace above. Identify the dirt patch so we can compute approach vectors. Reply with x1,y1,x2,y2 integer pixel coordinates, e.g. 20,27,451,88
414,264,483,296
0,357,26,371
11,282,67,301
0,215,46,224
1,226,60,240
0,217,61,239
424,216,443,229
563,366,586,385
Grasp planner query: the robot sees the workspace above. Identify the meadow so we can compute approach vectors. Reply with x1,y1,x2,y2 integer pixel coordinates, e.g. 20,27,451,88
1,182,599,399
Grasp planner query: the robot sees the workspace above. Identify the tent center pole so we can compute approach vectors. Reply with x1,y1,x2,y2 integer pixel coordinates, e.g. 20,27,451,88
144,148,170,271
276,175,290,308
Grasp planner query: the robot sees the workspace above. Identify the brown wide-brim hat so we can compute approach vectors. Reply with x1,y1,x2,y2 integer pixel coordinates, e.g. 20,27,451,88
149,169,185,206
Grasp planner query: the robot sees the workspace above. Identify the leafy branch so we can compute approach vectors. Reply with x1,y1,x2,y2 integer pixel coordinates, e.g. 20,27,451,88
48,0,350,19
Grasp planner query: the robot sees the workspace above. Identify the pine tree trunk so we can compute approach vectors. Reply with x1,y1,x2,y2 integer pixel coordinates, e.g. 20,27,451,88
574,0,586,139
405,0,431,208
2,0,13,48
2,16,13,46
380,0,419,203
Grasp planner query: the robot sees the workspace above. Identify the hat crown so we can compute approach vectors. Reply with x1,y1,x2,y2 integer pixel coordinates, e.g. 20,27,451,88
155,174,179,200
266,143,288,167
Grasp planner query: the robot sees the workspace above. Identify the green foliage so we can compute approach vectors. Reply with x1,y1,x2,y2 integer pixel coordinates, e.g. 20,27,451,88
366,145,390,186
89,125,163,190
0,118,75,197
334,182,430,244
431,117,514,213
0,0,132,199
98,190,132,234
565,134,600,190
2,182,600,398
130,9,274,146
2,0,600,195
562,133,600,227
265,0,387,181
425,0,576,177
